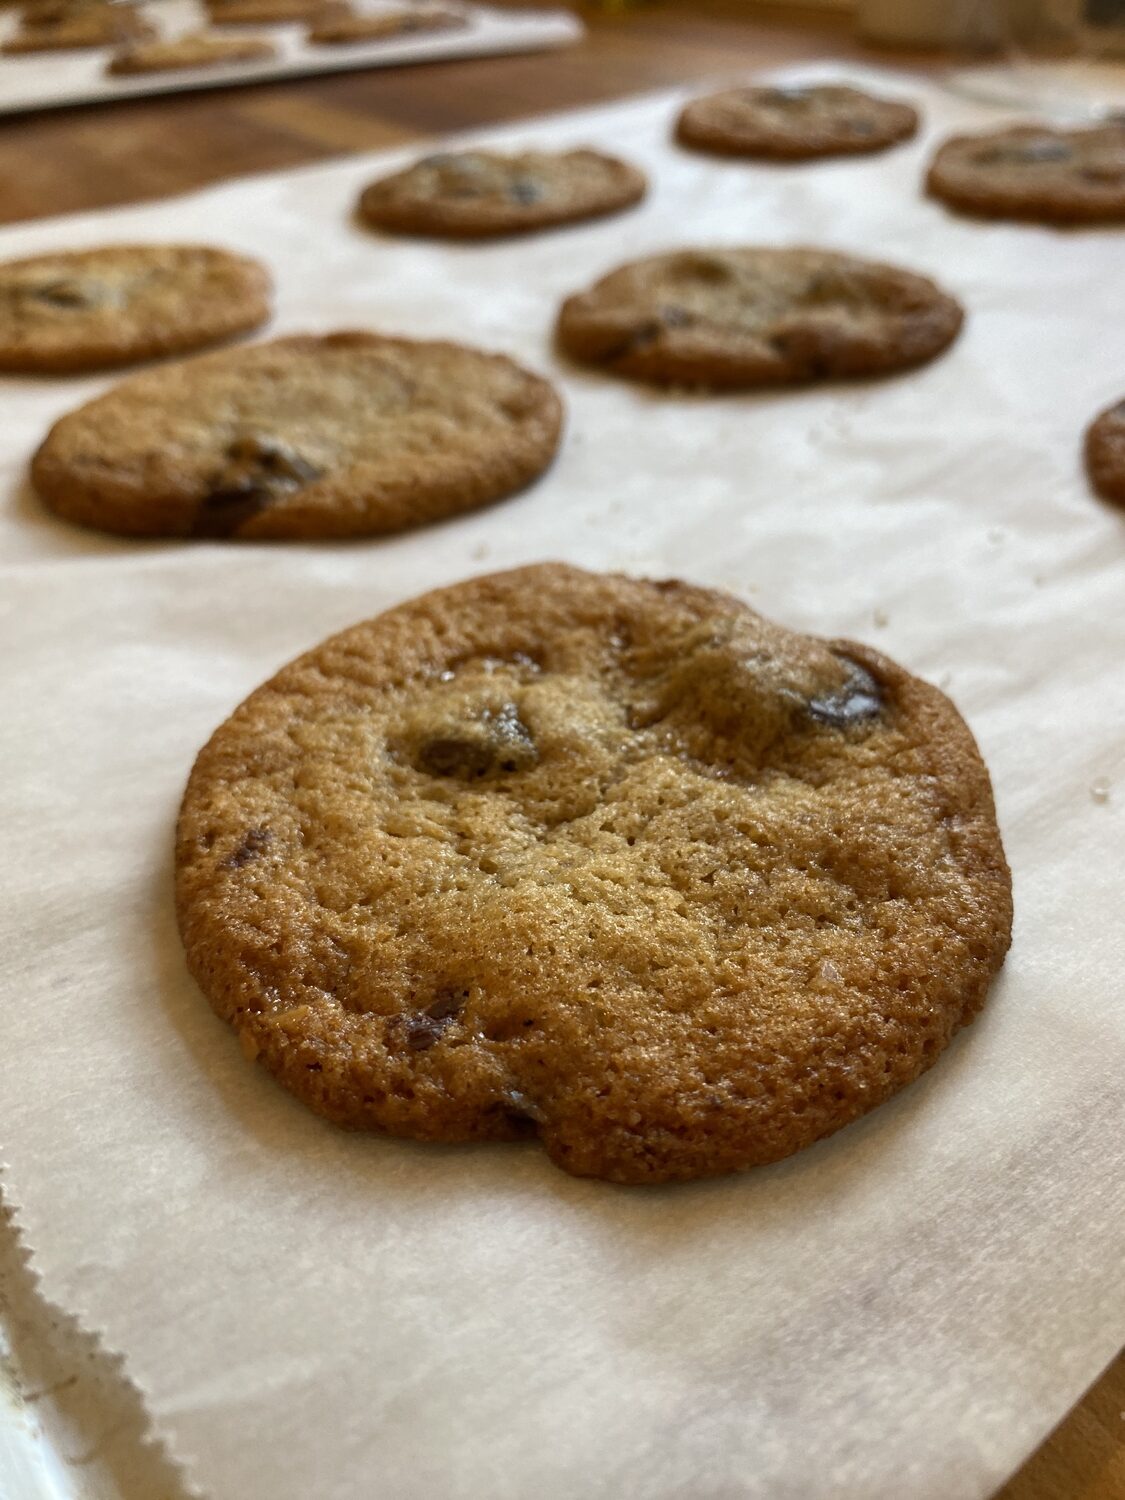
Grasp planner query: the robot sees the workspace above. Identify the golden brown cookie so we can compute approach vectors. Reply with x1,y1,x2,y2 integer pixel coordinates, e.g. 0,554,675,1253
556,247,963,388
108,31,276,73
206,0,324,23
1085,398,1125,505
31,332,563,540
926,123,1125,224
0,245,270,374
357,148,647,239
2,2,151,51
676,83,918,161
307,3,465,43
176,563,1012,1186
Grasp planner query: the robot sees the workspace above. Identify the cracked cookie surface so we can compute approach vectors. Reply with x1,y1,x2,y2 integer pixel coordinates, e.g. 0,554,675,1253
175,563,1012,1185
927,123,1125,223
676,83,918,160
0,244,270,374
556,247,963,388
358,148,646,238
31,331,563,539
1085,398,1125,505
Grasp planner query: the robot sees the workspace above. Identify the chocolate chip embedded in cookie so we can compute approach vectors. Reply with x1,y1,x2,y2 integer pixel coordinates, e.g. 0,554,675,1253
357,148,647,239
307,4,466,44
1085,398,1125,506
556,247,963,388
926,123,1125,224
108,32,276,74
0,245,271,374
2,2,152,50
175,563,1012,1185
31,331,563,540
676,83,918,160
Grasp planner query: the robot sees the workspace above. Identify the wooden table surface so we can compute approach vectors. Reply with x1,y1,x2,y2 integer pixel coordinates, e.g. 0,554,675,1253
1,4,1122,1496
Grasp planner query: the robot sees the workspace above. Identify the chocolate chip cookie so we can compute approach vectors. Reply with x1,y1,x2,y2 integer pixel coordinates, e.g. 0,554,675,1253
308,4,465,44
556,247,963,388
926,123,1125,224
2,2,151,51
0,245,270,374
175,563,1012,1185
676,83,918,160
108,32,276,73
1085,398,1125,505
31,332,562,539
207,0,324,23
357,149,647,239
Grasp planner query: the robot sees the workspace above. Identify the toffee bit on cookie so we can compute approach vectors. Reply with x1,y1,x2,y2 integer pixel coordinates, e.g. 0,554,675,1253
357,148,646,239
676,82,919,160
176,563,1012,1184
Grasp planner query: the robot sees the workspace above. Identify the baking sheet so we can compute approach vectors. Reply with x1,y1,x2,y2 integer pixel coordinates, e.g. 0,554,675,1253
0,0,581,117
1,64,1125,1500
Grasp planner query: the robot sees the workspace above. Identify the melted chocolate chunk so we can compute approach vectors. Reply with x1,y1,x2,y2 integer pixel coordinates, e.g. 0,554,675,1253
226,826,272,869
31,278,98,310
606,305,693,363
195,436,321,538
415,702,538,778
424,989,466,1022
807,657,884,730
509,176,544,205
402,989,466,1051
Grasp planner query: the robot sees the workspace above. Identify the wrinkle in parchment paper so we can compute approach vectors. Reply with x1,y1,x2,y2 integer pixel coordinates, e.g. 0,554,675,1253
1,68,1124,1500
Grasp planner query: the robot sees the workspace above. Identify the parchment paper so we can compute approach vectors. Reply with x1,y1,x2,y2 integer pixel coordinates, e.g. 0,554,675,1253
2,67,1124,1500
0,1,581,118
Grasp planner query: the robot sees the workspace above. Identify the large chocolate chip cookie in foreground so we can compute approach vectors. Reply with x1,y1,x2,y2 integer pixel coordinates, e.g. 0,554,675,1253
176,564,1012,1184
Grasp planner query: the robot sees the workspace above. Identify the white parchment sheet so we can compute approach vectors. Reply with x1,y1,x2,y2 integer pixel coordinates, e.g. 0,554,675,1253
1,66,1124,1500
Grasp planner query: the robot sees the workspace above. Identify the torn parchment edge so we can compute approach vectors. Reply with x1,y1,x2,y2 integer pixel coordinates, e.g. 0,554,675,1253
0,1171,205,1500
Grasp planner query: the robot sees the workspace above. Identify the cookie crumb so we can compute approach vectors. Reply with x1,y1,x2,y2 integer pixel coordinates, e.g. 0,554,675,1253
1090,777,1111,804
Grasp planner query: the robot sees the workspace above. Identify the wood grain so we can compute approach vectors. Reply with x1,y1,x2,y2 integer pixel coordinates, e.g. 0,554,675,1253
0,4,1120,1496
